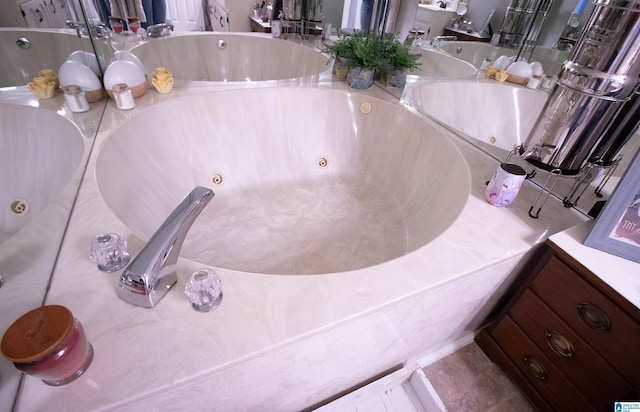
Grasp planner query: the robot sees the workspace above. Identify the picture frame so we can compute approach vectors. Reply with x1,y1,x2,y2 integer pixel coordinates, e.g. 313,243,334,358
584,148,640,263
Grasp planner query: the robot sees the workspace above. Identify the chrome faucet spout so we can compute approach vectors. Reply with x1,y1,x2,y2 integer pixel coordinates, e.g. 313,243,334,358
66,20,111,38
147,23,174,38
429,35,457,49
117,186,214,307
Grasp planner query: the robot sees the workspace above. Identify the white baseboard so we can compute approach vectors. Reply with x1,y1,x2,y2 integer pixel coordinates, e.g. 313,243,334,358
411,332,476,369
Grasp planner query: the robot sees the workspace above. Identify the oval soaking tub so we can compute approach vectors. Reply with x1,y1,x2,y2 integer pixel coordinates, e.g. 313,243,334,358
0,28,100,88
95,88,470,275
129,33,330,83
410,47,477,78
409,80,548,159
0,104,85,245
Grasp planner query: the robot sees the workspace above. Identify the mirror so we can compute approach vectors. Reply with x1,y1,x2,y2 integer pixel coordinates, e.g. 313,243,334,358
0,0,106,403
401,0,640,218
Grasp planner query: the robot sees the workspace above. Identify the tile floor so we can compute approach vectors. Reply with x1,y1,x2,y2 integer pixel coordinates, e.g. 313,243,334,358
421,342,536,411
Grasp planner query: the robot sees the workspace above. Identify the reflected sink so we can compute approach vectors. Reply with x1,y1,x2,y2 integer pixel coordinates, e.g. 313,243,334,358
0,104,85,245
409,80,548,158
95,88,470,275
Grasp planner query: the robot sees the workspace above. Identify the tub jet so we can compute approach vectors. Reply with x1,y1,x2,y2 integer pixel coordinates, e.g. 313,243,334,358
9,199,29,216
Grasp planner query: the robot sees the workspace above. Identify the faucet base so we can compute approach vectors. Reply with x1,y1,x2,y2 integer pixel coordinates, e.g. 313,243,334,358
116,272,177,308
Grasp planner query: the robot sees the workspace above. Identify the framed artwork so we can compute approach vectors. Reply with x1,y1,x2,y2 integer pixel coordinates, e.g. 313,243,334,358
585,149,640,264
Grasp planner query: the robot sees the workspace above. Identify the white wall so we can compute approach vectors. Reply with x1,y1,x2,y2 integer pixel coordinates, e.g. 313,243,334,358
215,0,251,31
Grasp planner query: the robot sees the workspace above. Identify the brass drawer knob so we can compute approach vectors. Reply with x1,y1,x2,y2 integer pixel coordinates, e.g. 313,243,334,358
546,330,575,357
577,302,611,332
523,356,548,380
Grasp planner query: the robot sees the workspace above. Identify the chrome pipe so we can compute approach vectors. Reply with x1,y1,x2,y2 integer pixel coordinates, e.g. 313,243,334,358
520,0,640,175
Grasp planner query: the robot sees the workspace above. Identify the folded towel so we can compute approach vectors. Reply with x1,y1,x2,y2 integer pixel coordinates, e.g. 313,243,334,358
110,0,146,23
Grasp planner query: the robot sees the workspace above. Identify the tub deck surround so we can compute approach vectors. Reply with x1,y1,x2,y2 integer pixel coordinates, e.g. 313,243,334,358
0,88,105,408
5,77,589,410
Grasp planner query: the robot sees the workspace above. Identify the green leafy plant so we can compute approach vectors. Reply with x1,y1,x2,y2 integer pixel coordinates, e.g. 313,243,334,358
326,32,422,78
380,33,422,71
324,31,363,59
349,33,390,70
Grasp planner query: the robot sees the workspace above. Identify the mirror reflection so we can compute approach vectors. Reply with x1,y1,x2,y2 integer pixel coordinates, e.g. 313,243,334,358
0,1,106,403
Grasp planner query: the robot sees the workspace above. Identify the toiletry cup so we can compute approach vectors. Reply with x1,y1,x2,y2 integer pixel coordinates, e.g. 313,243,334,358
485,163,527,207
112,83,135,110
1,305,93,386
62,85,90,113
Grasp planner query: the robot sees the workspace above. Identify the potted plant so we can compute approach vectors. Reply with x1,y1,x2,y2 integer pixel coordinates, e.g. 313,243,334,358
379,34,421,88
324,32,361,80
344,33,385,89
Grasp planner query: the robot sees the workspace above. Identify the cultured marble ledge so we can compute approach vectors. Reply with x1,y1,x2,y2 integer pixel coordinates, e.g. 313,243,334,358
2,78,593,411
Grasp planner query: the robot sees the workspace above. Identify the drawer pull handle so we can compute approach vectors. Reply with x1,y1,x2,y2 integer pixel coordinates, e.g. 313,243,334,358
546,330,575,358
523,356,548,380
577,302,611,332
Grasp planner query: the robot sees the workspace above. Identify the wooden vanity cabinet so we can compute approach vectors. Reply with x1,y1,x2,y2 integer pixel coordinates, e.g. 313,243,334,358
476,241,640,411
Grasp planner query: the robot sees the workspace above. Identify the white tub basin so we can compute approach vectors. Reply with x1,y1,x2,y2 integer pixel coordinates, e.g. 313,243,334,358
410,80,548,157
129,33,330,82
0,104,85,245
95,88,470,275
410,47,477,78
0,28,100,88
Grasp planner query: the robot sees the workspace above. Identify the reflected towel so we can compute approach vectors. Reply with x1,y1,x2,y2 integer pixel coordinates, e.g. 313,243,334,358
110,0,147,22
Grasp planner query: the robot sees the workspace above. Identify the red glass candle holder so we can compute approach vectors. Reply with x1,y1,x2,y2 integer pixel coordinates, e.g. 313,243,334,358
1,305,93,386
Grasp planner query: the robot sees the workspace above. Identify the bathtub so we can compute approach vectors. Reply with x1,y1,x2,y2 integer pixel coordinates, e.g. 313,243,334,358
129,33,331,83
0,28,98,87
440,41,569,76
0,103,85,245
16,85,591,411
407,79,548,160
95,87,470,275
410,47,477,78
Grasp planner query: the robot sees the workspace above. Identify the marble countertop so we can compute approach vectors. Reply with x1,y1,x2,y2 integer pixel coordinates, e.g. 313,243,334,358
1,50,620,410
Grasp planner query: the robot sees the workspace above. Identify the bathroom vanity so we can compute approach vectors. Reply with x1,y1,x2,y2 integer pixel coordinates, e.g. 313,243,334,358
476,222,640,411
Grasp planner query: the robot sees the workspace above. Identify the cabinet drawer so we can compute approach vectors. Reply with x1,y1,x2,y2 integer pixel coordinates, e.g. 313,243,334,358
531,256,640,389
493,316,594,411
510,289,634,408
